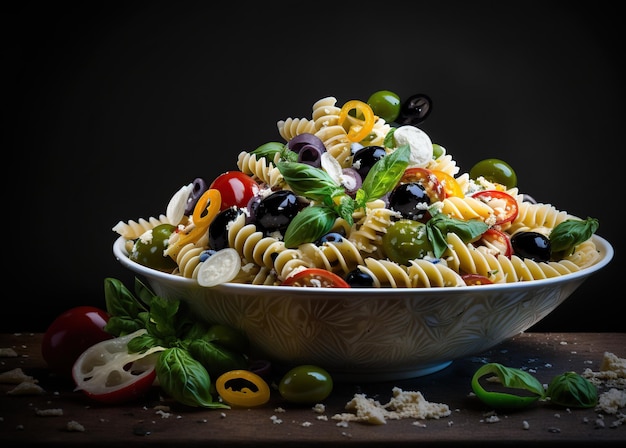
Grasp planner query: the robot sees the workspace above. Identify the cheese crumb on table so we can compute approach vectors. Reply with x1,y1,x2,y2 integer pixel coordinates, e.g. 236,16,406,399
0,367,37,384
332,387,451,425
581,351,626,415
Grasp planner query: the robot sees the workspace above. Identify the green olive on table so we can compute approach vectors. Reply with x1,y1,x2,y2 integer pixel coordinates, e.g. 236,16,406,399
129,223,177,271
278,365,333,404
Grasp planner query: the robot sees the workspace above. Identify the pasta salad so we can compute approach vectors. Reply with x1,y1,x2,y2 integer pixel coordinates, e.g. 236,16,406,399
113,92,600,288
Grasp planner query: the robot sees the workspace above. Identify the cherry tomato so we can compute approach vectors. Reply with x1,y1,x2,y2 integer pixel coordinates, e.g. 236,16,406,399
478,228,512,258
41,306,112,378
461,274,494,286
400,167,446,202
209,171,260,211
281,268,350,288
278,365,333,404
471,190,519,225
215,369,270,407
72,329,159,404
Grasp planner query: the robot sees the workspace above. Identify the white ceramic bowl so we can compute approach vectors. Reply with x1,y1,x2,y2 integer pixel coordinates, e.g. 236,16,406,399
113,235,613,382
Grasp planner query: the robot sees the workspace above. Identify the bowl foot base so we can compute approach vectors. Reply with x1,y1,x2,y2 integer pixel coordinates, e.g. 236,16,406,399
327,360,453,383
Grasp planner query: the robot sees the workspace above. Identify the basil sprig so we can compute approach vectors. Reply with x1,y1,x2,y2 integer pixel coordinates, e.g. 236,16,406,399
426,213,489,258
104,277,248,408
250,141,297,162
278,145,410,247
546,372,598,408
550,217,599,256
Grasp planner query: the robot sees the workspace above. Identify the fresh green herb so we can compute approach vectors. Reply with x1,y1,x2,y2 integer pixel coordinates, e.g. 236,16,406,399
550,217,599,256
250,141,297,162
283,205,337,248
546,372,598,408
355,144,410,206
426,214,489,258
103,277,248,408
471,363,545,410
278,145,410,246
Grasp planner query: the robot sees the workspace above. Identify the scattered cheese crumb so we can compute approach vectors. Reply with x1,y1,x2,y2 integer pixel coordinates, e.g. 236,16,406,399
270,415,283,424
332,387,450,425
0,348,18,358
0,368,37,384
7,381,45,395
66,420,85,432
522,420,530,430
596,388,626,415
312,403,325,414
36,408,63,417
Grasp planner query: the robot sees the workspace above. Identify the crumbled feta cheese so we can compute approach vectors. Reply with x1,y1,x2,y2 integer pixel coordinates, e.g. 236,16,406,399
332,387,450,425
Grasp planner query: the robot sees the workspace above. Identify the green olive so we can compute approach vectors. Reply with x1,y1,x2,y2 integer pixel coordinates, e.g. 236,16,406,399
469,158,517,188
367,90,401,123
278,365,333,404
129,223,177,272
382,219,433,265
432,143,445,160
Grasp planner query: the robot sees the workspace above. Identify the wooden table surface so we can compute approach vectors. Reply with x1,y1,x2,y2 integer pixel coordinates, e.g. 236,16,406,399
1,332,624,447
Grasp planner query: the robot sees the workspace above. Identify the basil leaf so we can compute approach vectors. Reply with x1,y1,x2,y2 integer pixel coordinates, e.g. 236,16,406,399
187,339,248,380
283,206,336,248
359,144,410,204
384,128,396,148
144,295,180,343
250,141,285,159
546,372,598,408
426,215,489,258
277,161,344,201
550,217,599,255
156,347,228,408
471,363,545,409
103,277,147,337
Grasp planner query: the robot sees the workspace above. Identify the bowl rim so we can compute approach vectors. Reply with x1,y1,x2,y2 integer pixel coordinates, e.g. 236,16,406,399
113,234,614,295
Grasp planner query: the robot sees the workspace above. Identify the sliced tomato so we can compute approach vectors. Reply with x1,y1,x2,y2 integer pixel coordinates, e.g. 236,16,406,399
478,228,513,258
72,329,161,404
471,190,518,225
461,274,494,286
281,268,350,288
400,167,446,202
430,169,463,198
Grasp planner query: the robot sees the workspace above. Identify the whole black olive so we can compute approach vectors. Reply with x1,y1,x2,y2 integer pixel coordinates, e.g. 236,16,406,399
396,94,432,126
511,231,551,262
209,207,243,251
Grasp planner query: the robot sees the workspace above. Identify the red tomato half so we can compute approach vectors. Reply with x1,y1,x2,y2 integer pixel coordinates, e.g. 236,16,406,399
478,228,513,258
471,190,519,225
461,274,494,286
41,306,113,378
281,268,350,288
72,330,159,404
209,171,260,211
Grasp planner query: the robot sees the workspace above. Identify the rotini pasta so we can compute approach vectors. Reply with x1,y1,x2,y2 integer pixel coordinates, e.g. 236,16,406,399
115,93,603,289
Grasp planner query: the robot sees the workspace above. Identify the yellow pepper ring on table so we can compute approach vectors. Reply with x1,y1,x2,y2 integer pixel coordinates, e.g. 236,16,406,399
337,100,376,143
216,369,270,407
174,188,221,249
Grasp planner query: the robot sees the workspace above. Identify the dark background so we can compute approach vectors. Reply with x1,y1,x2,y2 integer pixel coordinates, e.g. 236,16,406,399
5,2,623,333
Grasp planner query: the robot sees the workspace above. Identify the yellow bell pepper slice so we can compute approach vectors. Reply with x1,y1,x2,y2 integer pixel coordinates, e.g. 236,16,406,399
337,100,376,143
430,169,464,198
174,188,222,250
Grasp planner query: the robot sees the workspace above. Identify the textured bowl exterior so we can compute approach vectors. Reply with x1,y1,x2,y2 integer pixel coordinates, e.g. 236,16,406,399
114,236,613,381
